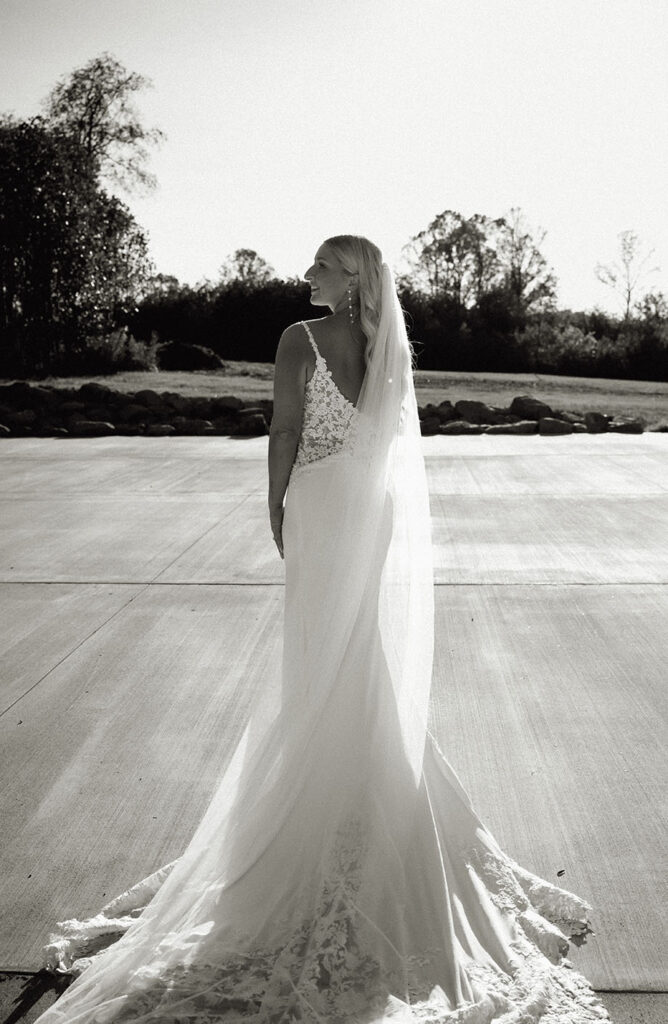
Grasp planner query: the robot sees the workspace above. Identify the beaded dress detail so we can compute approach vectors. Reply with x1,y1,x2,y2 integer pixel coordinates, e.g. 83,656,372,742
291,321,359,477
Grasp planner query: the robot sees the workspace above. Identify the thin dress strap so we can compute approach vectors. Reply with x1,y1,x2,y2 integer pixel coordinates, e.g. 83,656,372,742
300,321,322,363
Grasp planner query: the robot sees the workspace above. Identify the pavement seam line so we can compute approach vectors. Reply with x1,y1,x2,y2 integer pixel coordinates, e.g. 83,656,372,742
0,492,257,720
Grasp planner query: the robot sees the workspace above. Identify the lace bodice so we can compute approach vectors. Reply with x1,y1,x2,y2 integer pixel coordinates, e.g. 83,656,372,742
291,322,360,477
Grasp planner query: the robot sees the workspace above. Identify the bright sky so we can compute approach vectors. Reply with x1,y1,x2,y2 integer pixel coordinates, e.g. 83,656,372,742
2,0,667,312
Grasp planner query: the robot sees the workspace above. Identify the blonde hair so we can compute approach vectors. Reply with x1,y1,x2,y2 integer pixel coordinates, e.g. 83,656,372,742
322,235,383,361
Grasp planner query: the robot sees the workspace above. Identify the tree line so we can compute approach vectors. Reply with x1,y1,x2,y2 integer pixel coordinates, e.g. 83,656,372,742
1,54,666,381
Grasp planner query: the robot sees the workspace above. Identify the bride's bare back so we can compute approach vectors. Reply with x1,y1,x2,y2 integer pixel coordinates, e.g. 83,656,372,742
304,316,366,408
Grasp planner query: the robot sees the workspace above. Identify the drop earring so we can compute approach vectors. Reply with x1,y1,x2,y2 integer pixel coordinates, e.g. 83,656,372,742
347,282,356,324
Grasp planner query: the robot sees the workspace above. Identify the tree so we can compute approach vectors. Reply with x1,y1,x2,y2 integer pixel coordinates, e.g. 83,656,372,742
43,52,165,195
399,207,556,317
0,114,153,374
635,289,668,322
218,248,275,287
595,230,659,320
495,207,557,316
398,210,503,307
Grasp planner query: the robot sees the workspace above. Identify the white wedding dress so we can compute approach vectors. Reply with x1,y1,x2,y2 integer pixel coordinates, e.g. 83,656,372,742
35,311,609,1024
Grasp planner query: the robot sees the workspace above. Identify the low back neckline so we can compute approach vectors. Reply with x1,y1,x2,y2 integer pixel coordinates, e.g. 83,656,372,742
300,321,360,412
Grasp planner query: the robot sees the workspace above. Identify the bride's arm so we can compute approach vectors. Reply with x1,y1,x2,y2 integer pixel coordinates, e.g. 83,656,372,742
268,324,307,514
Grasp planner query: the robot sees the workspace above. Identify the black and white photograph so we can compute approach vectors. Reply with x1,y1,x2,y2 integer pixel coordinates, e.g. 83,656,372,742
0,2,666,1022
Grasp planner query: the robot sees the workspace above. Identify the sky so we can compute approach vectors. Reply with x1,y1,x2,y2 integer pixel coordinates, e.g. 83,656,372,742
1,0,667,313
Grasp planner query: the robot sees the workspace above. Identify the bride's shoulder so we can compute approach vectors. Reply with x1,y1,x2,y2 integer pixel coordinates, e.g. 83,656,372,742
275,322,312,369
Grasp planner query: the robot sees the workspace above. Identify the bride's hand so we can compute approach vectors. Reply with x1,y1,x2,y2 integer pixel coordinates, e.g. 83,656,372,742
269,505,284,559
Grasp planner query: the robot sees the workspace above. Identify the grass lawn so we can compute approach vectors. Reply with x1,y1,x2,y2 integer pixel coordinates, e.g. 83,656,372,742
15,362,668,427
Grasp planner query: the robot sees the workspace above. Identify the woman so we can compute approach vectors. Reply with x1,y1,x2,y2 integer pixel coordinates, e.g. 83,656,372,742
36,236,609,1023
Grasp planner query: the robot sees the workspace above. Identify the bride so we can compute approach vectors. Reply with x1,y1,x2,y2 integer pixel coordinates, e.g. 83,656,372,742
36,235,609,1023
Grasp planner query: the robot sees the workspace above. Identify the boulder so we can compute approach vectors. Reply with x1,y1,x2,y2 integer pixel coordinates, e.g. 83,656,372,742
552,409,584,425
60,400,87,416
85,405,114,421
438,421,486,435
233,413,269,436
509,395,554,420
134,389,165,409
78,382,113,401
171,416,215,435
210,395,244,414
584,411,609,433
573,423,588,433
188,397,216,419
6,409,37,425
0,423,11,436
0,381,35,404
146,423,176,436
157,342,224,371
116,403,154,424
419,415,441,436
484,420,538,435
649,422,668,432
436,400,457,422
539,417,574,435
115,423,145,435
161,392,191,414
68,420,116,437
454,400,505,424
608,416,645,434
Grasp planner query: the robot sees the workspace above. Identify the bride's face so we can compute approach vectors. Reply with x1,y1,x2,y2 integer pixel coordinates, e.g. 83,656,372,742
304,245,351,313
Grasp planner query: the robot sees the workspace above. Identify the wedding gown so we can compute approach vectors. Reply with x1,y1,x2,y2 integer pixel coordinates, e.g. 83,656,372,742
35,314,609,1024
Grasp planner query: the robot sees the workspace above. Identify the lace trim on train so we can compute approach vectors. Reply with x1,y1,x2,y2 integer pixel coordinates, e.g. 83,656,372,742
43,818,608,1023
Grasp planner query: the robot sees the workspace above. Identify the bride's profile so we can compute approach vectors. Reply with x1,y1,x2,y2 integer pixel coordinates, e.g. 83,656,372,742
35,235,609,1023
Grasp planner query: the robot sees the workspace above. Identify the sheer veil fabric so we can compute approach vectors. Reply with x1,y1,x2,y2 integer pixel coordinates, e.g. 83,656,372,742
35,264,609,1023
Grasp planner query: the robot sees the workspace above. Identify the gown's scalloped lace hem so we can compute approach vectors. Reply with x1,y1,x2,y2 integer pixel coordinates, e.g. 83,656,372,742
43,823,609,1022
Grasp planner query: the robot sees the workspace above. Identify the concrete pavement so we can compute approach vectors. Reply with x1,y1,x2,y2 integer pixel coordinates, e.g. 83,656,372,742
1,433,666,1019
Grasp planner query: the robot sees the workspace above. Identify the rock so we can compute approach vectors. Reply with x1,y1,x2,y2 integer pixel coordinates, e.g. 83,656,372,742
584,411,609,433
573,423,588,433
552,409,584,425
0,423,11,436
419,415,442,436
0,381,35,404
484,420,538,435
146,423,176,436
509,395,554,420
436,400,457,422
68,420,116,436
85,405,113,421
608,416,645,434
115,423,145,435
134,389,165,409
78,382,113,401
539,417,574,435
210,395,244,414
454,400,505,424
649,422,668,432
232,413,269,436
238,406,266,417
157,342,224,371
189,397,216,418
116,403,154,424
171,416,215,435
161,392,191,413
419,402,456,424
6,409,37,425
60,400,87,416
438,421,486,435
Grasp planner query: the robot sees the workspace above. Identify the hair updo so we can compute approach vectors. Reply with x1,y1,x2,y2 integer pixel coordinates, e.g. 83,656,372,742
322,235,383,361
